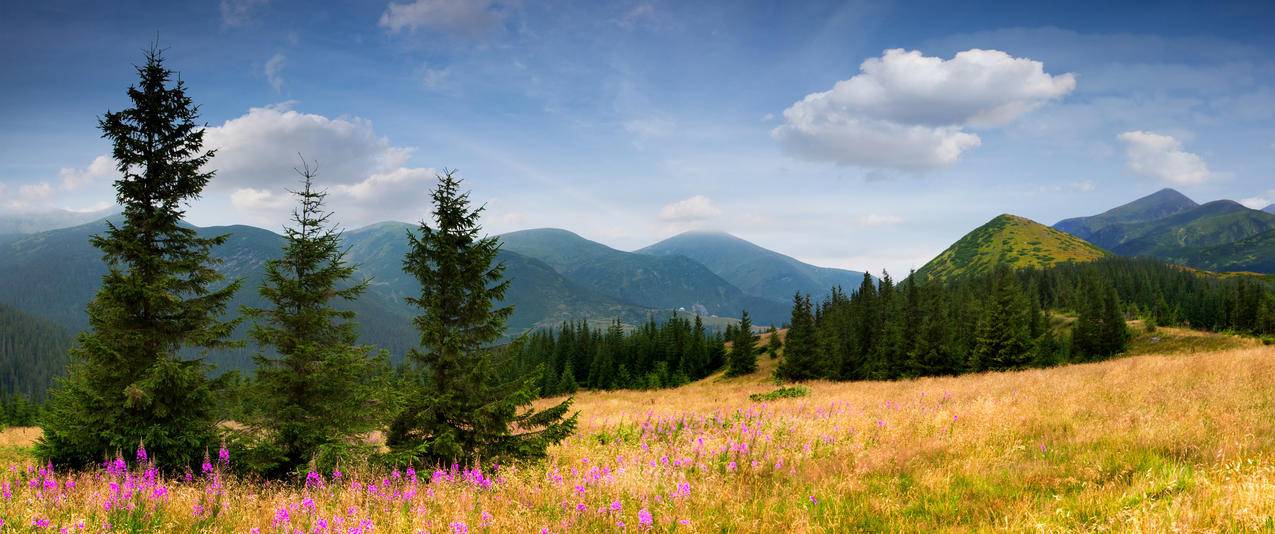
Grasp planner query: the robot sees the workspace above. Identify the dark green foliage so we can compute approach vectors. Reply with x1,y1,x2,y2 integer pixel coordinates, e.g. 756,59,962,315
773,256,1272,385
0,393,42,427
237,162,394,477
749,386,809,402
725,311,756,377
775,293,820,381
0,302,72,400
38,46,239,470
971,267,1033,371
1071,281,1130,360
508,314,726,395
387,170,576,466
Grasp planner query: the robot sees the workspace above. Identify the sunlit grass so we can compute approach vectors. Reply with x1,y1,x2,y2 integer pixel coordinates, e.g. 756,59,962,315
2,337,1274,532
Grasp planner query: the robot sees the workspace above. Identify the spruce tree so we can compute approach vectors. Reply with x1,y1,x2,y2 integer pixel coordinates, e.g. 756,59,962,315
971,268,1032,370
239,160,393,477
776,294,821,381
725,311,757,377
387,170,576,466
38,46,239,470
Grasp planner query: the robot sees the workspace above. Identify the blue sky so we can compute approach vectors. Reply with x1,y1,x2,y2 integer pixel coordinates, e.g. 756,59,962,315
2,0,1274,275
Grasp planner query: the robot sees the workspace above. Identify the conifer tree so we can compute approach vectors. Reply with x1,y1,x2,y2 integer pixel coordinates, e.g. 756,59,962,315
38,46,239,470
725,311,757,376
776,294,821,381
239,160,392,477
387,170,576,466
558,362,579,394
971,268,1032,370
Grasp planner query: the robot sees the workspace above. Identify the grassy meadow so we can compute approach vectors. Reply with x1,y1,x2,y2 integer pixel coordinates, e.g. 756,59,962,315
0,326,1272,532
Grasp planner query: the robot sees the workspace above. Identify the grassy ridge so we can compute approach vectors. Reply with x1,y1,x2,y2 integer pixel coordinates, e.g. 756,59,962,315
915,214,1109,281
1,330,1273,531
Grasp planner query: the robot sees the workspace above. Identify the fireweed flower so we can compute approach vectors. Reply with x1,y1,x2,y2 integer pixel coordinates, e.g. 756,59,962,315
638,508,653,527
450,521,469,534
218,444,230,464
135,443,147,463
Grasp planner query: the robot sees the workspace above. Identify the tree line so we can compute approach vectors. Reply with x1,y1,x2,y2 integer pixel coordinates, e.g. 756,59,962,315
774,259,1274,382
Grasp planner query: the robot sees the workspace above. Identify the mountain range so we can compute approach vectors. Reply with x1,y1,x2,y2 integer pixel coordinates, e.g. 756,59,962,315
1051,188,1275,273
0,217,861,372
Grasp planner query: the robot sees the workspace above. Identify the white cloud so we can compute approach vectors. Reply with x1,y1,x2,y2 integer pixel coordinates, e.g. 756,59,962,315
203,103,413,191
265,53,286,93
1239,190,1275,210
379,0,502,36
1117,131,1212,185
658,195,721,222
56,155,115,190
855,213,904,227
229,187,291,212
1,155,119,214
773,48,1075,171
220,0,268,27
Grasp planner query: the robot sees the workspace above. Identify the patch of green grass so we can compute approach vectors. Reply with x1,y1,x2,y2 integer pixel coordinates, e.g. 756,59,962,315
750,386,810,402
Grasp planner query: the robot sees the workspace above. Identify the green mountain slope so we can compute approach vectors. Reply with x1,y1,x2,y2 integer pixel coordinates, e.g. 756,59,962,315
637,230,869,303
342,222,656,334
1053,188,1199,248
1169,228,1275,273
0,219,662,375
1105,200,1275,258
500,228,789,325
915,214,1110,281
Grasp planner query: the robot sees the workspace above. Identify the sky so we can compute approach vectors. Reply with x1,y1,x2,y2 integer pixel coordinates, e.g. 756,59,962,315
2,0,1274,276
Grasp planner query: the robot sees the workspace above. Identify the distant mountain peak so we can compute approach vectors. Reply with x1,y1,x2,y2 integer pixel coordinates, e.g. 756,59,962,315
1265,204,1275,215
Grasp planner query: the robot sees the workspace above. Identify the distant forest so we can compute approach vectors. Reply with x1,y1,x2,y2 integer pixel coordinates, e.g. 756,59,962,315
502,256,1274,394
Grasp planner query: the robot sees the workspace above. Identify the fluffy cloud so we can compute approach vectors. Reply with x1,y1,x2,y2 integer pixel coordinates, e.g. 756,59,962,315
0,155,118,213
658,195,721,222
58,155,116,189
265,53,286,93
203,104,413,191
773,48,1075,171
379,0,503,36
1118,131,1212,185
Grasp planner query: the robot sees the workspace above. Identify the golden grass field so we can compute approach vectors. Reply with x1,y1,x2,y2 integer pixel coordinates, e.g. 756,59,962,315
0,326,1272,532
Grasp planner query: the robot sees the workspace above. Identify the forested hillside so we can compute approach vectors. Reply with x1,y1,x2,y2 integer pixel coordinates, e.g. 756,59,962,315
0,302,71,399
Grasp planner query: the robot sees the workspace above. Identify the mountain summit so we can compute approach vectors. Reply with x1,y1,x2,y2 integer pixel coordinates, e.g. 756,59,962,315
1053,188,1198,243
915,214,1108,281
637,230,869,303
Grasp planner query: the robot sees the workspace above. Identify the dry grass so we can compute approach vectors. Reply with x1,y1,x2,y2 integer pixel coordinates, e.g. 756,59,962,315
2,341,1274,532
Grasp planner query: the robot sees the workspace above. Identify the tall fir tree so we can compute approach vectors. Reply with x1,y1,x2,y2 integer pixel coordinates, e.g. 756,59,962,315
387,170,576,466
239,160,393,477
38,46,240,470
776,294,821,381
765,325,782,358
725,311,757,377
